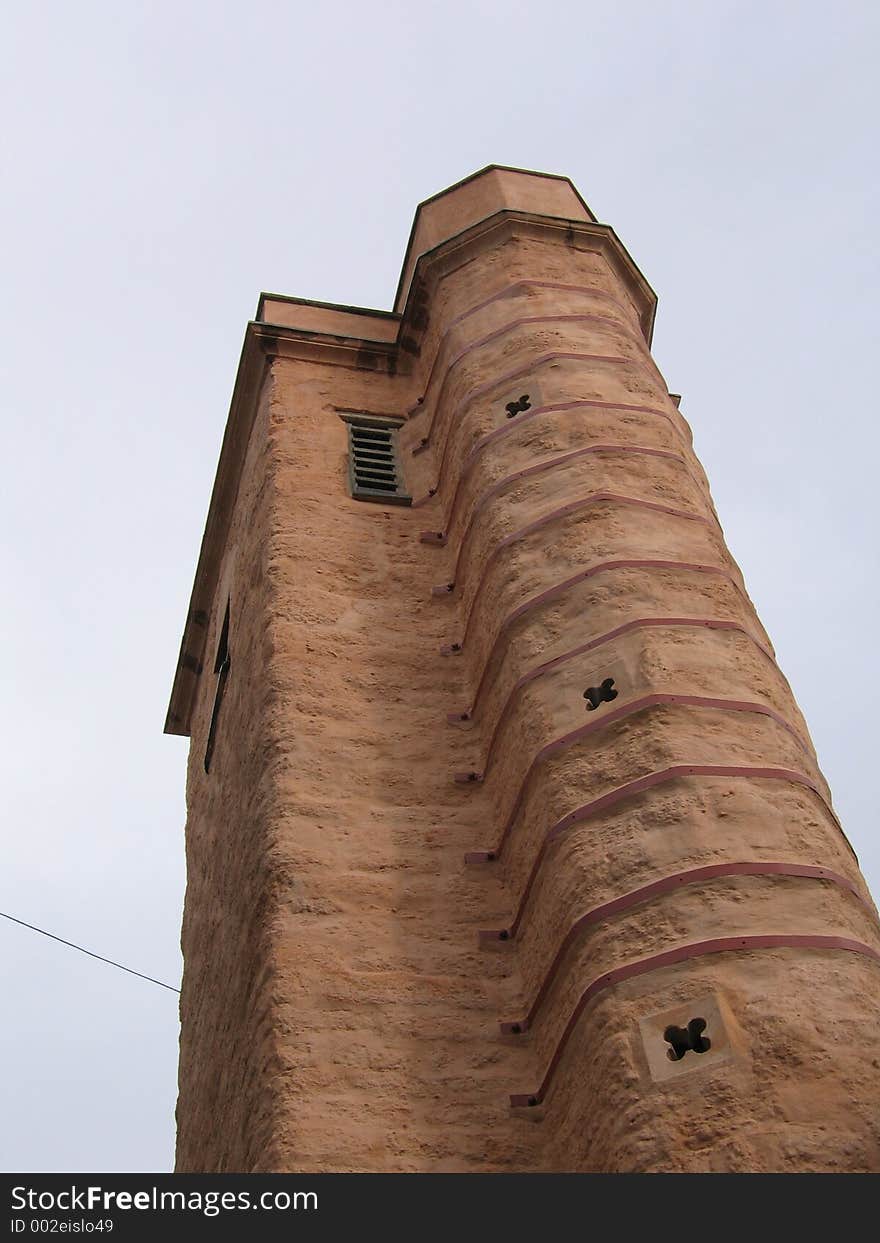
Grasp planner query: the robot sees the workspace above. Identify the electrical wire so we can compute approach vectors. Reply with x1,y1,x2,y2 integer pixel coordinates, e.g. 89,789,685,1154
1,909,181,993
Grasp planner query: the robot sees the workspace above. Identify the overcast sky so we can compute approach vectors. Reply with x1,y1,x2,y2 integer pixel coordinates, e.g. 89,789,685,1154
1,1,877,1172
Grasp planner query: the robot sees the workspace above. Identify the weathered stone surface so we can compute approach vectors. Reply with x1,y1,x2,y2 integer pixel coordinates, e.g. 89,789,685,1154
172,168,880,1173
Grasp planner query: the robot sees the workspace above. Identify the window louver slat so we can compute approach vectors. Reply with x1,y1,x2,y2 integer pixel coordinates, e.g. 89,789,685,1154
346,416,411,506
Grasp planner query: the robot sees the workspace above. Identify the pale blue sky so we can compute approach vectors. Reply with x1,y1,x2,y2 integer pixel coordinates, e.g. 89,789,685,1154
1,0,877,1171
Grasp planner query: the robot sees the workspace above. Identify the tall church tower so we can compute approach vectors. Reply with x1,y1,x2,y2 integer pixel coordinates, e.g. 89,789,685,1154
166,166,880,1172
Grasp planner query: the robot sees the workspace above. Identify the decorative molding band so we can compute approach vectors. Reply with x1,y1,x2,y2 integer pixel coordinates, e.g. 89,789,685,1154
431,492,710,599
412,308,652,450
452,693,813,792
252,323,402,373
419,443,694,551
488,862,869,1026
440,558,757,658
413,348,642,464
465,764,853,933
414,355,681,531
508,934,880,1108
408,280,652,421
448,616,777,741
417,394,698,514
421,314,635,421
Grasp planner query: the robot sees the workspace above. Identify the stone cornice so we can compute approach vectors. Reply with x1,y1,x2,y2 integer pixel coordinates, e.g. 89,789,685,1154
407,211,656,345
392,164,598,312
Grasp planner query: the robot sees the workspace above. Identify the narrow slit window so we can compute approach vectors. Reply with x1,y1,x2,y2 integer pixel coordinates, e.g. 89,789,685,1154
204,598,231,774
344,415,411,506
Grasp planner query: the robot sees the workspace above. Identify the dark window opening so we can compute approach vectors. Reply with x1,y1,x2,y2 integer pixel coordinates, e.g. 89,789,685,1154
344,416,411,505
214,598,230,674
204,598,231,774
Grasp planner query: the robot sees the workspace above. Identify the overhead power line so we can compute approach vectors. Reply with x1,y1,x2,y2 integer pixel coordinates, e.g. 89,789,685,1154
1,909,181,994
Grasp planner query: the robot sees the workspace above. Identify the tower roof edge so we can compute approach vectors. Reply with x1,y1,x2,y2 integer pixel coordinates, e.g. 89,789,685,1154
393,165,597,314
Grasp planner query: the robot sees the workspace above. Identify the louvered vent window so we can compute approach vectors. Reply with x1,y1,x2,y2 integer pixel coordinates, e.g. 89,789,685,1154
345,416,411,506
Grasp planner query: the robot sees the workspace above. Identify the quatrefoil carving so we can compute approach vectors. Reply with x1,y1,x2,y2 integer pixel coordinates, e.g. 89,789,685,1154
505,394,532,419
664,1017,711,1062
583,677,618,711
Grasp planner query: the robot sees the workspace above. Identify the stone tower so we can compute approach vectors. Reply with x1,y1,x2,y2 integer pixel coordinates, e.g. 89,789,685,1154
166,166,880,1173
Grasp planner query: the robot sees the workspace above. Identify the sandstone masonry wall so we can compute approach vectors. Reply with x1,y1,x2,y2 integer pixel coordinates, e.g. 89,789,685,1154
174,189,880,1172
